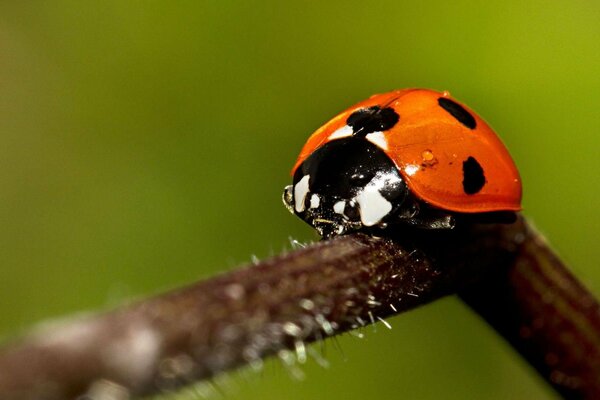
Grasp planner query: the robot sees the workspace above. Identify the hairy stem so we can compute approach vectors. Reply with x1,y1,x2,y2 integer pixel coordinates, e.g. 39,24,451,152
0,216,597,399
460,227,600,398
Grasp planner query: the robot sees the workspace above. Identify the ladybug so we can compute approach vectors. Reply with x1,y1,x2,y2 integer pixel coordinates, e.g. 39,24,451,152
283,88,522,238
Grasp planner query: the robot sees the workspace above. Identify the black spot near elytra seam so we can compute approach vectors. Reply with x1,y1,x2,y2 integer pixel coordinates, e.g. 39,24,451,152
346,106,399,138
462,156,485,194
438,97,477,129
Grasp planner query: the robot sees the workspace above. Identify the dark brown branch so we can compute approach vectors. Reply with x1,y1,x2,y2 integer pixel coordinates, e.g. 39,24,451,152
0,216,597,399
460,226,600,399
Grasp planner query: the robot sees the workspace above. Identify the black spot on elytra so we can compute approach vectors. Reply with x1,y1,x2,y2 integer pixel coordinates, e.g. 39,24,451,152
462,156,485,194
346,106,399,138
438,97,476,129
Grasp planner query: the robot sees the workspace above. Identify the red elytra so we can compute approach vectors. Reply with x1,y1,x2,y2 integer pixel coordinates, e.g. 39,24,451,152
291,88,522,213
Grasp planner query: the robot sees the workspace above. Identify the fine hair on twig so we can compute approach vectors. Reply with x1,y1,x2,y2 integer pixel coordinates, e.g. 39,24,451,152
0,216,598,399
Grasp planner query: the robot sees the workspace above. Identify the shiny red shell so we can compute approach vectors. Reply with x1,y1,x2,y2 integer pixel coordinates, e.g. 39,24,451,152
291,89,522,213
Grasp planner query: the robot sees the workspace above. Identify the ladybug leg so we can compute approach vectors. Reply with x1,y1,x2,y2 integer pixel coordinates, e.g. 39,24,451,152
405,214,455,229
282,185,295,214
395,198,456,229
456,211,517,225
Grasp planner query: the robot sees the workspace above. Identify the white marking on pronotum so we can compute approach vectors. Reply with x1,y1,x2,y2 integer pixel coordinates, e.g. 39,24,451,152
294,175,310,212
365,131,388,150
309,193,320,209
328,124,353,140
333,200,345,215
404,164,420,176
355,174,394,226
356,187,391,226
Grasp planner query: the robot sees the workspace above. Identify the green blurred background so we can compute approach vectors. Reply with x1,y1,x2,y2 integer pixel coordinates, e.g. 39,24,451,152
0,1,598,399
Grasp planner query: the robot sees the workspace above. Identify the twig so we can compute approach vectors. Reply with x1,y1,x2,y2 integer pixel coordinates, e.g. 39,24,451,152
460,224,600,399
0,216,597,399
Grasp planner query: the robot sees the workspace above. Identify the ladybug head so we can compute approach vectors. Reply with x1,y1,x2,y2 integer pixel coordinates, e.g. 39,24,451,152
283,137,410,237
